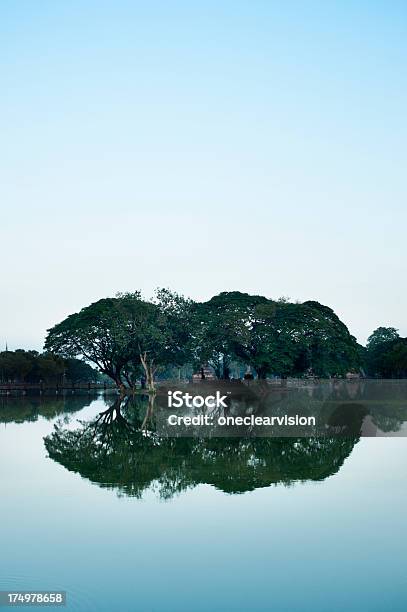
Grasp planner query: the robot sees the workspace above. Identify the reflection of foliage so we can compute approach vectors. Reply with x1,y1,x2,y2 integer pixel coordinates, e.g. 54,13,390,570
318,381,407,433
369,402,407,432
324,403,368,436
0,394,95,424
44,397,359,500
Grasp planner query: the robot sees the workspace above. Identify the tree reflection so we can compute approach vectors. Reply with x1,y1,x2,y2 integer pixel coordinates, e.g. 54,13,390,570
44,396,360,499
0,394,95,424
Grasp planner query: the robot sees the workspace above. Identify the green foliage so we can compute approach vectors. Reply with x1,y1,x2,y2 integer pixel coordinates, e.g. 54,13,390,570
0,349,34,382
44,396,359,499
0,350,97,384
152,288,195,370
64,358,100,383
192,291,268,378
300,301,361,377
0,394,95,423
192,293,360,379
366,327,407,378
45,290,194,389
43,288,363,387
367,327,400,349
45,293,148,386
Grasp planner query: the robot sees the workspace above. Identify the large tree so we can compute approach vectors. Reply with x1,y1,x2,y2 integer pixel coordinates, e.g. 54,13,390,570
44,290,193,391
366,327,407,378
45,295,141,389
44,289,361,387
192,293,360,379
299,301,361,377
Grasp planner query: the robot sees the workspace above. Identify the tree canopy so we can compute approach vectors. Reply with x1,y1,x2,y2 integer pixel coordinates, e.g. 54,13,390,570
44,290,193,391
366,327,407,378
0,349,98,384
42,288,376,389
367,327,400,349
192,293,360,379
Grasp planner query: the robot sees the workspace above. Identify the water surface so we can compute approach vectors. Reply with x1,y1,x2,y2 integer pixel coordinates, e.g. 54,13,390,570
0,393,406,611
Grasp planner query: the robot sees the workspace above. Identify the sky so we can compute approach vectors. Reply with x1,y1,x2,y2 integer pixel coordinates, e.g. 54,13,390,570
1,0,406,350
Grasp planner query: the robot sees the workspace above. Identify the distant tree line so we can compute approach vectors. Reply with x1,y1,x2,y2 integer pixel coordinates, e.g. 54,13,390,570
364,327,407,378
0,350,100,385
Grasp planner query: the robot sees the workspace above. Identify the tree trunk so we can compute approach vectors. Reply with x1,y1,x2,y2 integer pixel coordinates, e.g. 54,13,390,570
222,365,230,380
123,372,136,393
146,365,155,392
222,356,230,380
140,352,156,393
106,370,123,389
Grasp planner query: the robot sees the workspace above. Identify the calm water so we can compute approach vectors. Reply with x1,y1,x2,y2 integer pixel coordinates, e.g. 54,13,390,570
1,393,406,611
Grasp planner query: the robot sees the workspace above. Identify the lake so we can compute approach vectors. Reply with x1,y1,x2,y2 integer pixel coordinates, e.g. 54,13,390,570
1,391,406,611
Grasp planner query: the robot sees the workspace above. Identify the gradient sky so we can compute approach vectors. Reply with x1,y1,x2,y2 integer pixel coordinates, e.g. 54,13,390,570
1,1,406,350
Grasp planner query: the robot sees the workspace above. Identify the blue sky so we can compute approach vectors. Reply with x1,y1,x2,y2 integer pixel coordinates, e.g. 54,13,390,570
1,1,406,349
